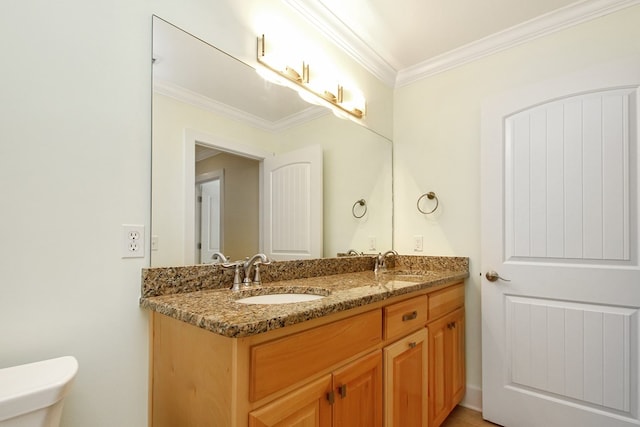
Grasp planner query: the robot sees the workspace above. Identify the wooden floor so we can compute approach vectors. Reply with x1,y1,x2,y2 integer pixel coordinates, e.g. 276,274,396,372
440,406,502,427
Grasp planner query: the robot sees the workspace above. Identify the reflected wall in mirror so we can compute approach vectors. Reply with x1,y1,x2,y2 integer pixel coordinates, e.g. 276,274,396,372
151,16,392,267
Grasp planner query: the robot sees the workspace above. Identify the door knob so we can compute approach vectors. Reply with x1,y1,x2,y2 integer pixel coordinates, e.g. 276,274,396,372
485,270,510,282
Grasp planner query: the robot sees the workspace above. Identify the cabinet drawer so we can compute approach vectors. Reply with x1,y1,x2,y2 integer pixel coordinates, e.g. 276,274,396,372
428,283,464,321
250,309,382,402
383,295,428,341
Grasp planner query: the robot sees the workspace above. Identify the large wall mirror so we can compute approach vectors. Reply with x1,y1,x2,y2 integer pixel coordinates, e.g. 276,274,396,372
151,16,393,267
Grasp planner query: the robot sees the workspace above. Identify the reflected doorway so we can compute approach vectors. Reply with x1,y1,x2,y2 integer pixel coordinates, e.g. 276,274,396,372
195,144,260,263
196,172,222,264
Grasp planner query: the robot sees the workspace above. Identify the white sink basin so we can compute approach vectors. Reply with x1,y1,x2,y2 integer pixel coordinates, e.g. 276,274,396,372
235,293,325,304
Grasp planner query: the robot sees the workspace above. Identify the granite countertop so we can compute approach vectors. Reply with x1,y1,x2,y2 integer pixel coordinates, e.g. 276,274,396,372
140,268,468,338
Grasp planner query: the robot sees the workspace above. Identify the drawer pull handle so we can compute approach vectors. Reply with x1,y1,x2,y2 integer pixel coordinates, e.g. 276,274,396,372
402,311,418,321
338,384,347,398
408,341,417,349
326,391,335,404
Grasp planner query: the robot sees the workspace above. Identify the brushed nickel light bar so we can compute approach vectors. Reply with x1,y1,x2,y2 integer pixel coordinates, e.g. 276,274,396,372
256,34,365,119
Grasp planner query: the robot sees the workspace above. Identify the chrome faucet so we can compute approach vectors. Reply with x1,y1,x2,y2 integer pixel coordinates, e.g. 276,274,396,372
243,253,271,286
347,249,362,256
211,252,229,263
222,261,244,292
375,250,398,273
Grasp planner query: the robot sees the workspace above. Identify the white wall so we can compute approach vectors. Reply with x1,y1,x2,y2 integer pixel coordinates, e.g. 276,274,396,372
393,5,640,406
1,2,151,426
0,1,391,426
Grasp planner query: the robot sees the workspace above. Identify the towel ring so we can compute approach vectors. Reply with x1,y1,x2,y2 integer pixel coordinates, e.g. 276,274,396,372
417,192,439,214
352,199,367,218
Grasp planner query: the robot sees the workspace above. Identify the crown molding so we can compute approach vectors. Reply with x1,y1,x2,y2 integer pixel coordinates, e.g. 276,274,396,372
396,0,640,86
285,0,640,88
153,79,328,132
283,0,398,87
195,148,221,162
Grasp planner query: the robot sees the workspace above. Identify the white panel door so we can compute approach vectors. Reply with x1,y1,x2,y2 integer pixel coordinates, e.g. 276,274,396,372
263,145,322,260
481,61,640,427
199,178,221,264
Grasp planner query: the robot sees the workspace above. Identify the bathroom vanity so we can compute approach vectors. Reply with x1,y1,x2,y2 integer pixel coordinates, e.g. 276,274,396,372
141,256,468,427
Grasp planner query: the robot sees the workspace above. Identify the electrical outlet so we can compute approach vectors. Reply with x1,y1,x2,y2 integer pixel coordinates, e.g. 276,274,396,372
368,236,377,251
413,235,423,252
122,224,144,258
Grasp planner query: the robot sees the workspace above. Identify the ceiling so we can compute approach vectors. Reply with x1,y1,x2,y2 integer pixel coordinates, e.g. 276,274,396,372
153,18,327,130
295,0,579,70
153,0,638,126
284,0,637,86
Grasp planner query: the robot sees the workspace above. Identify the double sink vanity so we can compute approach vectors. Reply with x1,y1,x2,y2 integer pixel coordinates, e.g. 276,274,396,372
140,255,469,427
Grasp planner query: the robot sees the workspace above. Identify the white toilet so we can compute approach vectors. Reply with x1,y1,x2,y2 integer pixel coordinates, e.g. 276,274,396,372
0,356,78,427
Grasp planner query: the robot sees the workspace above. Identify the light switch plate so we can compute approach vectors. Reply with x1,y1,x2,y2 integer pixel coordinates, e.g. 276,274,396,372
413,235,423,252
368,236,377,251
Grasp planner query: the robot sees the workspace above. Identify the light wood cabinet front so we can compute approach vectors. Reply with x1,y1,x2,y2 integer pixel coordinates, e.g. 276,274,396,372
428,283,464,321
449,310,465,406
383,328,428,427
250,310,382,402
333,351,383,427
248,375,332,427
427,307,465,427
250,351,382,427
383,295,428,342
149,281,465,427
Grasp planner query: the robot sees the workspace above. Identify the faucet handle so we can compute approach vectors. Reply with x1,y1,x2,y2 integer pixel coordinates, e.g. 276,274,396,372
211,252,229,263
252,258,273,285
222,261,243,291
374,253,383,273
221,261,238,269
253,263,263,286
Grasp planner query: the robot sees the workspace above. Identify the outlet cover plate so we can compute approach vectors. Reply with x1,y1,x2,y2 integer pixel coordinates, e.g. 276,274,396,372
122,224,144,258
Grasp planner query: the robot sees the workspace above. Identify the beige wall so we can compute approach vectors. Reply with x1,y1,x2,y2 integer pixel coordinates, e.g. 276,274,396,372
3,1,638,425
0,1,392,426
197,153,260,260
278,113,393,256
152,92,276,266
154,93,393,262
393,5,640,402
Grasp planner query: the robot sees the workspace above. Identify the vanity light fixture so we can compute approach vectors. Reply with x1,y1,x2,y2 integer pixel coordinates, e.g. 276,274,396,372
257,34,365,119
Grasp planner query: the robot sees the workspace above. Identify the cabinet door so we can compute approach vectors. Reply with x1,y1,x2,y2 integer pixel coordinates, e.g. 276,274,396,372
427,308,466,427
248,375,332,427
427,314,449,427
384,328,428,427
333,350,383,427
449,309,465,406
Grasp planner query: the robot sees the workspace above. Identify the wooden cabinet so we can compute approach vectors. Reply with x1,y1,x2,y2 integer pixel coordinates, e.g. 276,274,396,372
333,351,383,427
248,375,333,427
149,281,465,427
383,328,428,427
249,351,382,427
382,286,465,427
250,310,382,402
427,307,465,427
383,295,428,342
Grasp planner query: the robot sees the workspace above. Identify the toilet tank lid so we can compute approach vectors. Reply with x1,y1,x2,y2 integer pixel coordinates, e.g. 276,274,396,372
0,356,78,422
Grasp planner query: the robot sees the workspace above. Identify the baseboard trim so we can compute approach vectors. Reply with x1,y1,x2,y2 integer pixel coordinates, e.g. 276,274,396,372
460,384,482,412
